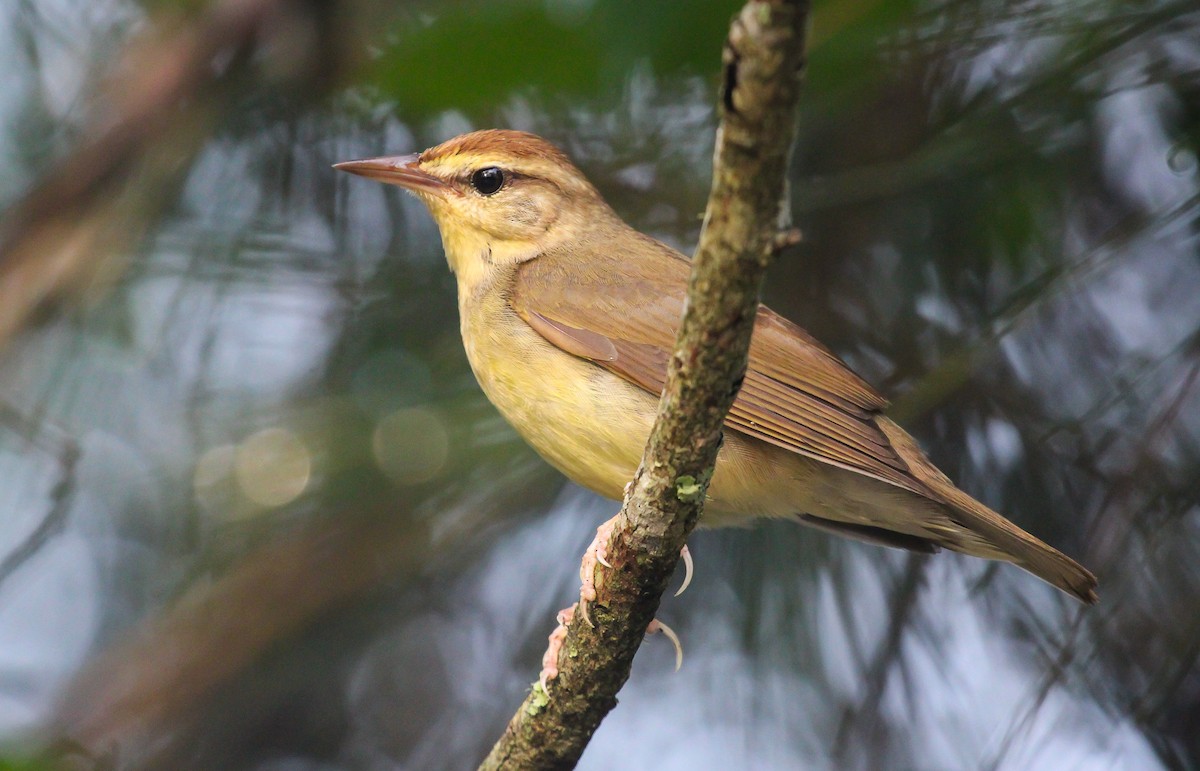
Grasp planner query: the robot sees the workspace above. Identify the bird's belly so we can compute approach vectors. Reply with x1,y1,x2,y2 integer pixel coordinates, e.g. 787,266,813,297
461,301,653,500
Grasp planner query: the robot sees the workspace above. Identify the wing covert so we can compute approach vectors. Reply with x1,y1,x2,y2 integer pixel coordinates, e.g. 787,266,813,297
510,242,925,495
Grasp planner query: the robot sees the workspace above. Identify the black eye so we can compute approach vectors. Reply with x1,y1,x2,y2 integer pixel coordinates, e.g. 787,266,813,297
470,167,505,195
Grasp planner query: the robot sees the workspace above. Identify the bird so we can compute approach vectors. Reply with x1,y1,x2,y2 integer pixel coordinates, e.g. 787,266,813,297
334,129,1098,605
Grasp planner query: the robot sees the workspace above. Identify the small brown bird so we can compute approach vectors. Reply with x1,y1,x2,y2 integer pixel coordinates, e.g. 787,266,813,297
335,129,1098,604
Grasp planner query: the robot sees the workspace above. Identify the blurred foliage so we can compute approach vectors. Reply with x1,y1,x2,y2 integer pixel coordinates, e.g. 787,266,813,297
360,0,926,119
0,0,1198,769
366,0,740,116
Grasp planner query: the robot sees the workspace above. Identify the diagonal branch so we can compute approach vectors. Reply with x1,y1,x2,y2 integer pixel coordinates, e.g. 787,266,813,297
480,1,811,767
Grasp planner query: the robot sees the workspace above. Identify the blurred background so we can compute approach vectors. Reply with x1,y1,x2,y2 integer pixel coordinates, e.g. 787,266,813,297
0,0,1197,768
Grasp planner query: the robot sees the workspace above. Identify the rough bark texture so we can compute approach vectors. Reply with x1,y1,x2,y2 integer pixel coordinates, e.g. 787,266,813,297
479,2,811,768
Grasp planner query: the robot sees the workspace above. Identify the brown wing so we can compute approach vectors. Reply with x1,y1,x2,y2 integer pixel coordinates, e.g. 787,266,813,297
510,236,926,495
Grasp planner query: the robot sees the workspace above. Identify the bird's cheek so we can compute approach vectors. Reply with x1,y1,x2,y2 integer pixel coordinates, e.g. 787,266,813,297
487,195,555,241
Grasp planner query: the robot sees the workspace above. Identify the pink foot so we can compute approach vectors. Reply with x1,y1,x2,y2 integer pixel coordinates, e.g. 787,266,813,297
539,606,684,694
539,519,690,694
539,603,577,694
579,517,618,627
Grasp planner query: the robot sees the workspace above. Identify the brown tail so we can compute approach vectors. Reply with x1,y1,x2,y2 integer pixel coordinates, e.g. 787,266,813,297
877,418,1098,604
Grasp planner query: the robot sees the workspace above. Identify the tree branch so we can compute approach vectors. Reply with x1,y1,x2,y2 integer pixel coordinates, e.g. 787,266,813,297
479,1,811,767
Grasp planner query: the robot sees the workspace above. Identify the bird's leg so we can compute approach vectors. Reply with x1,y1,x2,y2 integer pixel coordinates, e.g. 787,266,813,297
536,517,618,693
539,603,576,694
539,607,685,694
578,517,617,627
580,521,693,623
538,517,691,693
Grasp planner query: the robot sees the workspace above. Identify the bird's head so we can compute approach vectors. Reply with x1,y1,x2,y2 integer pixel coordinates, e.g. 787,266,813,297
335,129,612,290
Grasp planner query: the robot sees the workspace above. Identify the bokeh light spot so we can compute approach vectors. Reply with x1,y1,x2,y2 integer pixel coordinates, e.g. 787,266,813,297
235,427,312,507
372,407,450,485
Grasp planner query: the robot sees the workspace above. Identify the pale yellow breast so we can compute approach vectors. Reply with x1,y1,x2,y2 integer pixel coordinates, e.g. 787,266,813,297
459,287,654,501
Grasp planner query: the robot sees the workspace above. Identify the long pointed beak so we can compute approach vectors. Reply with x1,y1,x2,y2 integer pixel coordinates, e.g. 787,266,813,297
333,154,449,195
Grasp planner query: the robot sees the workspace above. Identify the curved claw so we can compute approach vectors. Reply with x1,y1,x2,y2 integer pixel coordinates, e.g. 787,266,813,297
646,619,684,672
674,545,693,597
